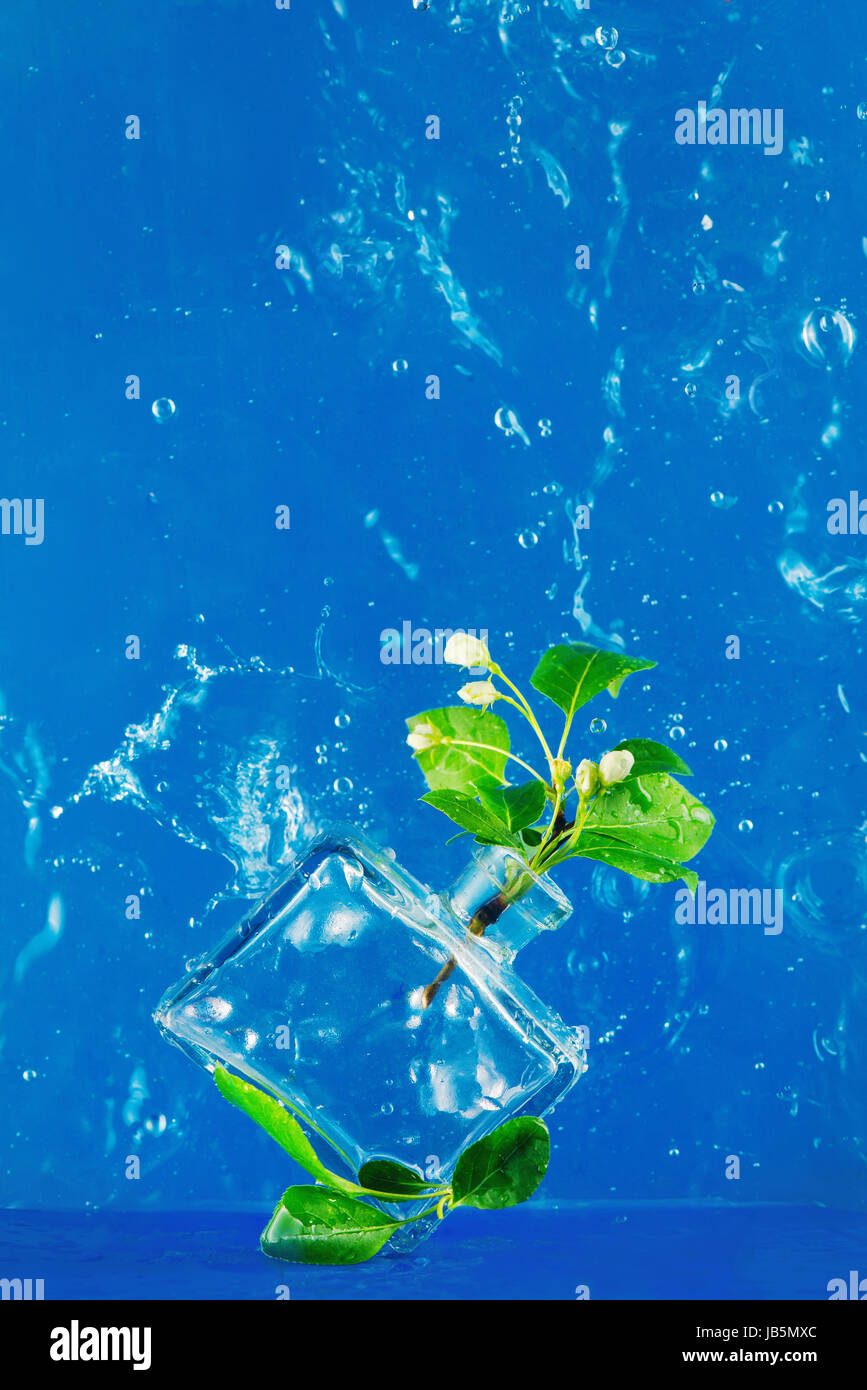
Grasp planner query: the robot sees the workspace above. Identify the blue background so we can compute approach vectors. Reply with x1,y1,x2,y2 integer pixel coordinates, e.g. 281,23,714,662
1,0,866,1299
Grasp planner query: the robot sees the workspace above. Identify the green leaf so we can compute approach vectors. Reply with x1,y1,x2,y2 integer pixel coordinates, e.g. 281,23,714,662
357,1159,441,1199
582,772,714,865
452,1116,550,1210
554,833,699,891
214,1068,418,1202
215,1066,352,1189
613,737,692,777
520,826,544,849
261,1187,403,1265
407,706,510,795
478,780,548,832
530,642,655,720
420,789,522,850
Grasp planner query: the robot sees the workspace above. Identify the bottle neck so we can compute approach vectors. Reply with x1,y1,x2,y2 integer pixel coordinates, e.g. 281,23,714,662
447,845,572,962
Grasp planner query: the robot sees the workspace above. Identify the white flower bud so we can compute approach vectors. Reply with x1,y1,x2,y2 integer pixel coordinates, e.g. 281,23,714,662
457,680,499,708
552,758,572,790
598,749,635,787
442,632,491,670
406,722,439,752
576,759,599,797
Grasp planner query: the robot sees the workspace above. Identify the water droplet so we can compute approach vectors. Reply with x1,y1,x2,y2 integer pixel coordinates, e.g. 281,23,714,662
333,776,353,794
714,738,728,751
517,530,538,549
590,717,607,734
595,25,618,48
739,819,754,833
334,711,350,729
605,49,626,69
798,307,856,368
392,358,408,373
684,382,697,398
669,725,686,741
151,397,176,422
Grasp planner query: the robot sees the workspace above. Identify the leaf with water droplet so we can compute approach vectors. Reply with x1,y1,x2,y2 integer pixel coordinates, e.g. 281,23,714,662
261,1187,404,1265
530,642,655,720
452,1116,550,1210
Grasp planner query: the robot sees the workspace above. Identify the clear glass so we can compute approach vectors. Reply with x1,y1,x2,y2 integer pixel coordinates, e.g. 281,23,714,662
154,825,587,1250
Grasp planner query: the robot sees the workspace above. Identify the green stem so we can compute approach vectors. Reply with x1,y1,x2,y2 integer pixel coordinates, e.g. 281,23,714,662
489,663,555,771
530,785,563,870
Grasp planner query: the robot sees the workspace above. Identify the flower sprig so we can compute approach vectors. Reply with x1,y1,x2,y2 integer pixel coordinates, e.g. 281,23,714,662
406,634,715,890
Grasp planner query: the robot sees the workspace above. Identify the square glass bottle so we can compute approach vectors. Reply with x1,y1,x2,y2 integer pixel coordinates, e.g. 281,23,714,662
155,825,586,1249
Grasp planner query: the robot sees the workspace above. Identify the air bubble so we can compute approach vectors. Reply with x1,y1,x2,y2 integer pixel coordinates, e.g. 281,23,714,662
334,712,350,729
714,738,728,751
333,776,353,794
739,819,754,833
151,398,176,422
798,307,856,368
605,50,626,69
858,102,867,120
684,382,697,398
669,726,686,741
517,530,538,549
590,717,607,734
815,189,830,203
543,481,563,495
22,1069,37,1081
392,359,408,373
595,25,618,48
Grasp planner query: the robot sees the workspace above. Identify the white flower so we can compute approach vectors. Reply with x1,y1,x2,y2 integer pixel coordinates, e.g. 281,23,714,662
406,722,439,752
575,759,599,797
598,749,635,787
458,680,499,708
442,632,491,670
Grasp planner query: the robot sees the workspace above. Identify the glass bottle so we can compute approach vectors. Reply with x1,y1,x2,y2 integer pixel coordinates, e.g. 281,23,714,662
154,825,587,1252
